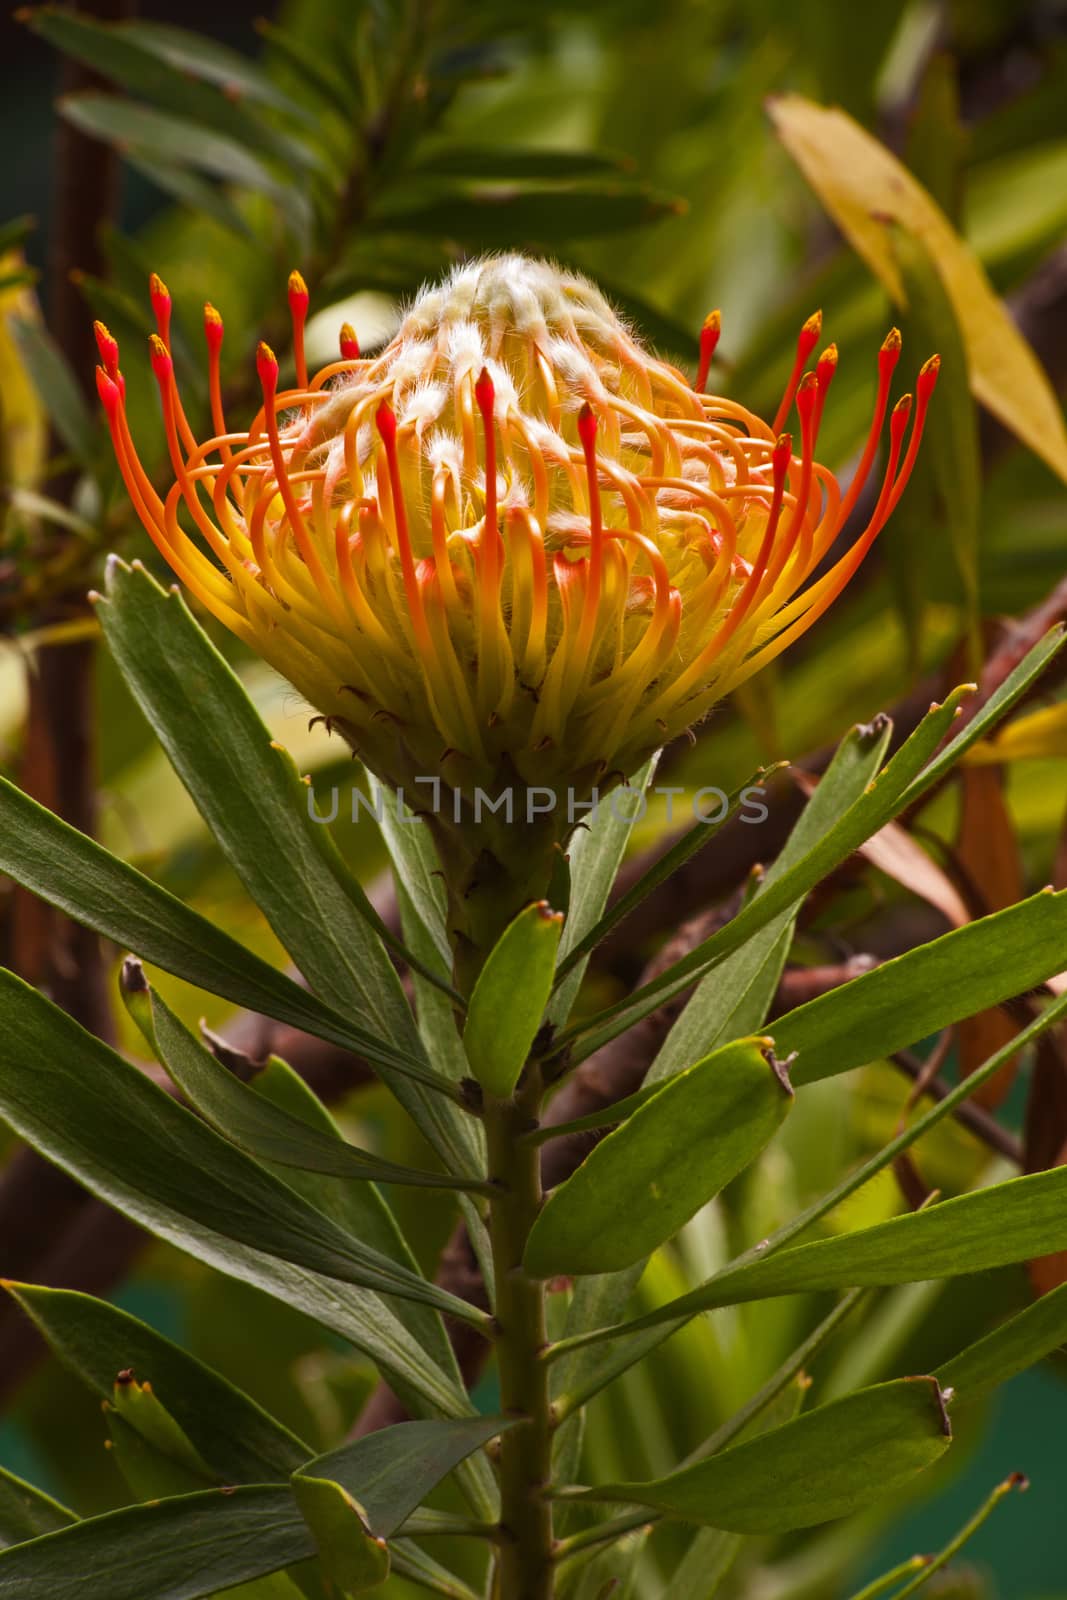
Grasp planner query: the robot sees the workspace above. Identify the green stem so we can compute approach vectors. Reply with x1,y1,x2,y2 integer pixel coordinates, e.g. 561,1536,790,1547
485,1072,555,1600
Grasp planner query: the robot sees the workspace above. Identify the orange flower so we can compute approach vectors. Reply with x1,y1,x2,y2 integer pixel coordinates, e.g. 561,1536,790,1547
97,255,935,879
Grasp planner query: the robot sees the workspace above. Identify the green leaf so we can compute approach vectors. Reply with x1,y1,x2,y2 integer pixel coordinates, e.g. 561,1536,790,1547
553,765,781,990
105,1409,212,1501
116,20,310,119
648,717,892,1083
525,1038,793,1277
776,889,1067,1086
298,1418,511,1538
0,1487,315,1599
58,96,308,239
0,1468,75,1549
0,774,432,1082
366,774,451,975
0,970,488,1331
562,627,1067,1062
124,152,252,239
464,903,564,1098
27,10,317,175
617,1164,1067,1333
5,1284,309,1481
550,754,658,1025
96,559,478,1169
369,182,686,245
573,1378,951,1532
936,1281,1067,1404
0,216,35,257
890,220,981,652
8,315,96,467
290,1477,390,1593
124,964,484,1192
410,146,631,180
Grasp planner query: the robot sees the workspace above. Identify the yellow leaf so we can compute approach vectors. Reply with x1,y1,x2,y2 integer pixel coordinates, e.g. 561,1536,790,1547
767,94,1067,485
964,701,1067,764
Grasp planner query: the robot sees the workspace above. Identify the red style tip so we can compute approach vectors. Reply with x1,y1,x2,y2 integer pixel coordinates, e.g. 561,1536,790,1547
577,400,598,450
256,341,278,392
816,343,838,388
918,353,940,400
890,392,913,443
772,433,792,477
798,309,822,359
148,333,172,382
149,272,171,336
796,369,818,420
95,365,121,416
696,309,721,392
93,320,119,377
203,303,224,353
879,327,903,379
287,269,309,315
375,398,397,445
474,365,495,420
339,322,360,360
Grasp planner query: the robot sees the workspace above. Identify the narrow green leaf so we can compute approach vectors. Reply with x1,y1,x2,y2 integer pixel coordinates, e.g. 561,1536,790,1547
370,182,686,244
105,1409,212,1501
649,716,892,1083
777,889,1067,1085
0,1468,75,1549
117,20,310,118
553,765,782,988
464,903,564,1097
410,146,631,180
526,1038,793,1277
124,964,484,1192
96,559,478,1168
8,315,96,466
124,152,252,239
58,95,307,228
549,754,658,1025
0,216,34,257
618,1164,1067,1333
0,1487,314,1599
28,10,317,174
936,1281,1067,1404
562,627,1067,1062
0,775,436,1084
892,221,981,649
298,1418,512,1539
366,773,451,975
573,1378,951,1532
5,1284,308,1481
0,971,488,1330
290,1477,390,1593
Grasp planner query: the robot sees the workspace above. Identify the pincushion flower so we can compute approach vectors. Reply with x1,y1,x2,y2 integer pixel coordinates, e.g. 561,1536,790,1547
95,255,935,971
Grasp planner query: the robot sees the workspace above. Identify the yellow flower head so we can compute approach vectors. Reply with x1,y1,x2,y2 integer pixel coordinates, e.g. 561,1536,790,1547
97,255,935,809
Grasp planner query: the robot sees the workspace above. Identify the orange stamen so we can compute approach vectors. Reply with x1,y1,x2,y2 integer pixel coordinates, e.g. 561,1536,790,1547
772,310,822,434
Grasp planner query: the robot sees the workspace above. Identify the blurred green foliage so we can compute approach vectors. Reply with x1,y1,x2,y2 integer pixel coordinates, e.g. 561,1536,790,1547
3,0,1067,1595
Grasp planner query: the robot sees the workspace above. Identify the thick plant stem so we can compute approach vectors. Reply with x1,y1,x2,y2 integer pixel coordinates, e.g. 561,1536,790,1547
486,1072,555,1599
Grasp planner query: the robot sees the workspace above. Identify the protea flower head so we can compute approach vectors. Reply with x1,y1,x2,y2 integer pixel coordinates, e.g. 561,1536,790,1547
96,255,935,970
